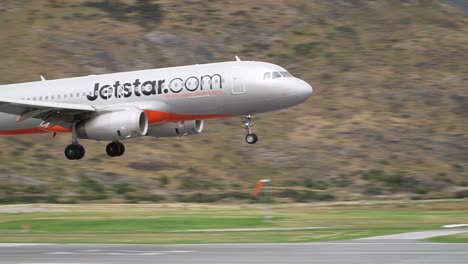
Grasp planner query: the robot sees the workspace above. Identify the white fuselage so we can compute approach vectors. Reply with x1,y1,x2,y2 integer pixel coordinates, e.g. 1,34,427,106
0,61,313,134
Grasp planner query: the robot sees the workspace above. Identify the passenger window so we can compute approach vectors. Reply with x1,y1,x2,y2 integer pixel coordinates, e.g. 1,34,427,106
263,72,271,80
272,72,281,79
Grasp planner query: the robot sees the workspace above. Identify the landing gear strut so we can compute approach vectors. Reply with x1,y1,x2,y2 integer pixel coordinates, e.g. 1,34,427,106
106,141,125,157
241,114,258,144
64,123,85,160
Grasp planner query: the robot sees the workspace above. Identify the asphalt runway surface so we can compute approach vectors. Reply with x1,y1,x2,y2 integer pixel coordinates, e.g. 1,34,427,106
1,241,468,264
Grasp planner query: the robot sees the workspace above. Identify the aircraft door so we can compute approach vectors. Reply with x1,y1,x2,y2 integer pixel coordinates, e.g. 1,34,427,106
232,67,246,95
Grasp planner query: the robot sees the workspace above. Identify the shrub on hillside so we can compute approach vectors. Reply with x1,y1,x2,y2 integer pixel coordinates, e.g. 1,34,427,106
363,186,383,196
125,194,165,203
83,0,164,26
279,189,335,202
455,190,468,198
113,183,136,195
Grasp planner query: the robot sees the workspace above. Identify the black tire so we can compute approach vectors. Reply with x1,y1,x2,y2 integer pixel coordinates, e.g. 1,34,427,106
106,141,125,157
77,145,85,160
64,145,79,160
116,142,125,156
106,142,118,157
245,133,258,144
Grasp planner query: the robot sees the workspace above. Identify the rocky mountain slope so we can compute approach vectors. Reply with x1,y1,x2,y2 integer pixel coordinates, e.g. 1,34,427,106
0,0,467,203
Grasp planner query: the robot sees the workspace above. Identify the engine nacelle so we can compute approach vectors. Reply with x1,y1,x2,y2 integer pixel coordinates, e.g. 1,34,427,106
146,120,204,138
77,109,148,141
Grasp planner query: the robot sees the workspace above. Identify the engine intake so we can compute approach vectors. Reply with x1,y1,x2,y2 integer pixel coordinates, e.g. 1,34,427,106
77,108,148,141
146,120,204,138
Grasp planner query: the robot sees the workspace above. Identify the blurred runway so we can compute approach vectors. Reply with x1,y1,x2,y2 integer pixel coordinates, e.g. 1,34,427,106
1,241,468,264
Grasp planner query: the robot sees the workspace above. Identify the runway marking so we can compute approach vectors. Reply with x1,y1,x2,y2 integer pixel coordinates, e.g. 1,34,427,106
79,249,193,253
157,242,468,246
45,252,165,256
324,252,468,255
0,243,53,248
444,224,468,228
20,263,103,264
43,250,196,256
357,230,468,240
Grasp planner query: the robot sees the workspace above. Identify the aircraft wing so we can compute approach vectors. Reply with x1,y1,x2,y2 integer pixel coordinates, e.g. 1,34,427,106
0,98,98,124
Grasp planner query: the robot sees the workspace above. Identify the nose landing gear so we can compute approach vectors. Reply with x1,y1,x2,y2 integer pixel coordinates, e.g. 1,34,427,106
241,114,258,144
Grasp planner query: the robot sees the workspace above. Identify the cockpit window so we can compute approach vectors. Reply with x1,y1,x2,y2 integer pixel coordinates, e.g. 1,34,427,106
272,72,281,79
264,71,294,80
280,71,293,77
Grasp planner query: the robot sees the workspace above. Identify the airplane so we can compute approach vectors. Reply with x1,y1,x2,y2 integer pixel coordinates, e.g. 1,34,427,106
0,58,313,160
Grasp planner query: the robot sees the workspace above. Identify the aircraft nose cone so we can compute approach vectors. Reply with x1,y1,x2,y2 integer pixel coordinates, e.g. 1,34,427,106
295,80,313,103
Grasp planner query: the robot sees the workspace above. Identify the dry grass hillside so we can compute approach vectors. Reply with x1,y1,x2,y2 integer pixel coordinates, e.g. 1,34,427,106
0,0,467,203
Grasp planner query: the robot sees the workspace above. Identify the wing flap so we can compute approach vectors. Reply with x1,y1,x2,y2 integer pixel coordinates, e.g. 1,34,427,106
0,98,97,123
16,108,53,123
0,98,96,112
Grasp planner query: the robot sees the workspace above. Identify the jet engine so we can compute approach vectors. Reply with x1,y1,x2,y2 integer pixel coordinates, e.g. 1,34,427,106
146,120,204,138
77,108,148,141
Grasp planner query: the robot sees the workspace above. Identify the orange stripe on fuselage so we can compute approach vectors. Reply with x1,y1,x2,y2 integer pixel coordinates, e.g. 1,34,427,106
40,125,72,133
0,125,72,135
0,111,232,135
144,110,233,125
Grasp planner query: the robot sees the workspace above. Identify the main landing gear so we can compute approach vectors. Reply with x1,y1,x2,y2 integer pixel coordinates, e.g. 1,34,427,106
106,141,125,157
64,141,126,160
64,144,85,160
241,114,258,144
64,124,125,160
65,123,85,160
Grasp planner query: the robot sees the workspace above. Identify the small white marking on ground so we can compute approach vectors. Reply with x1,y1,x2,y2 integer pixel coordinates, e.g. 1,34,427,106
156,242,466,246
443,224,468,228
357,230,468,240
324,252,468,255
20,263,102,264
0,243,53,247
43,250,195,256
